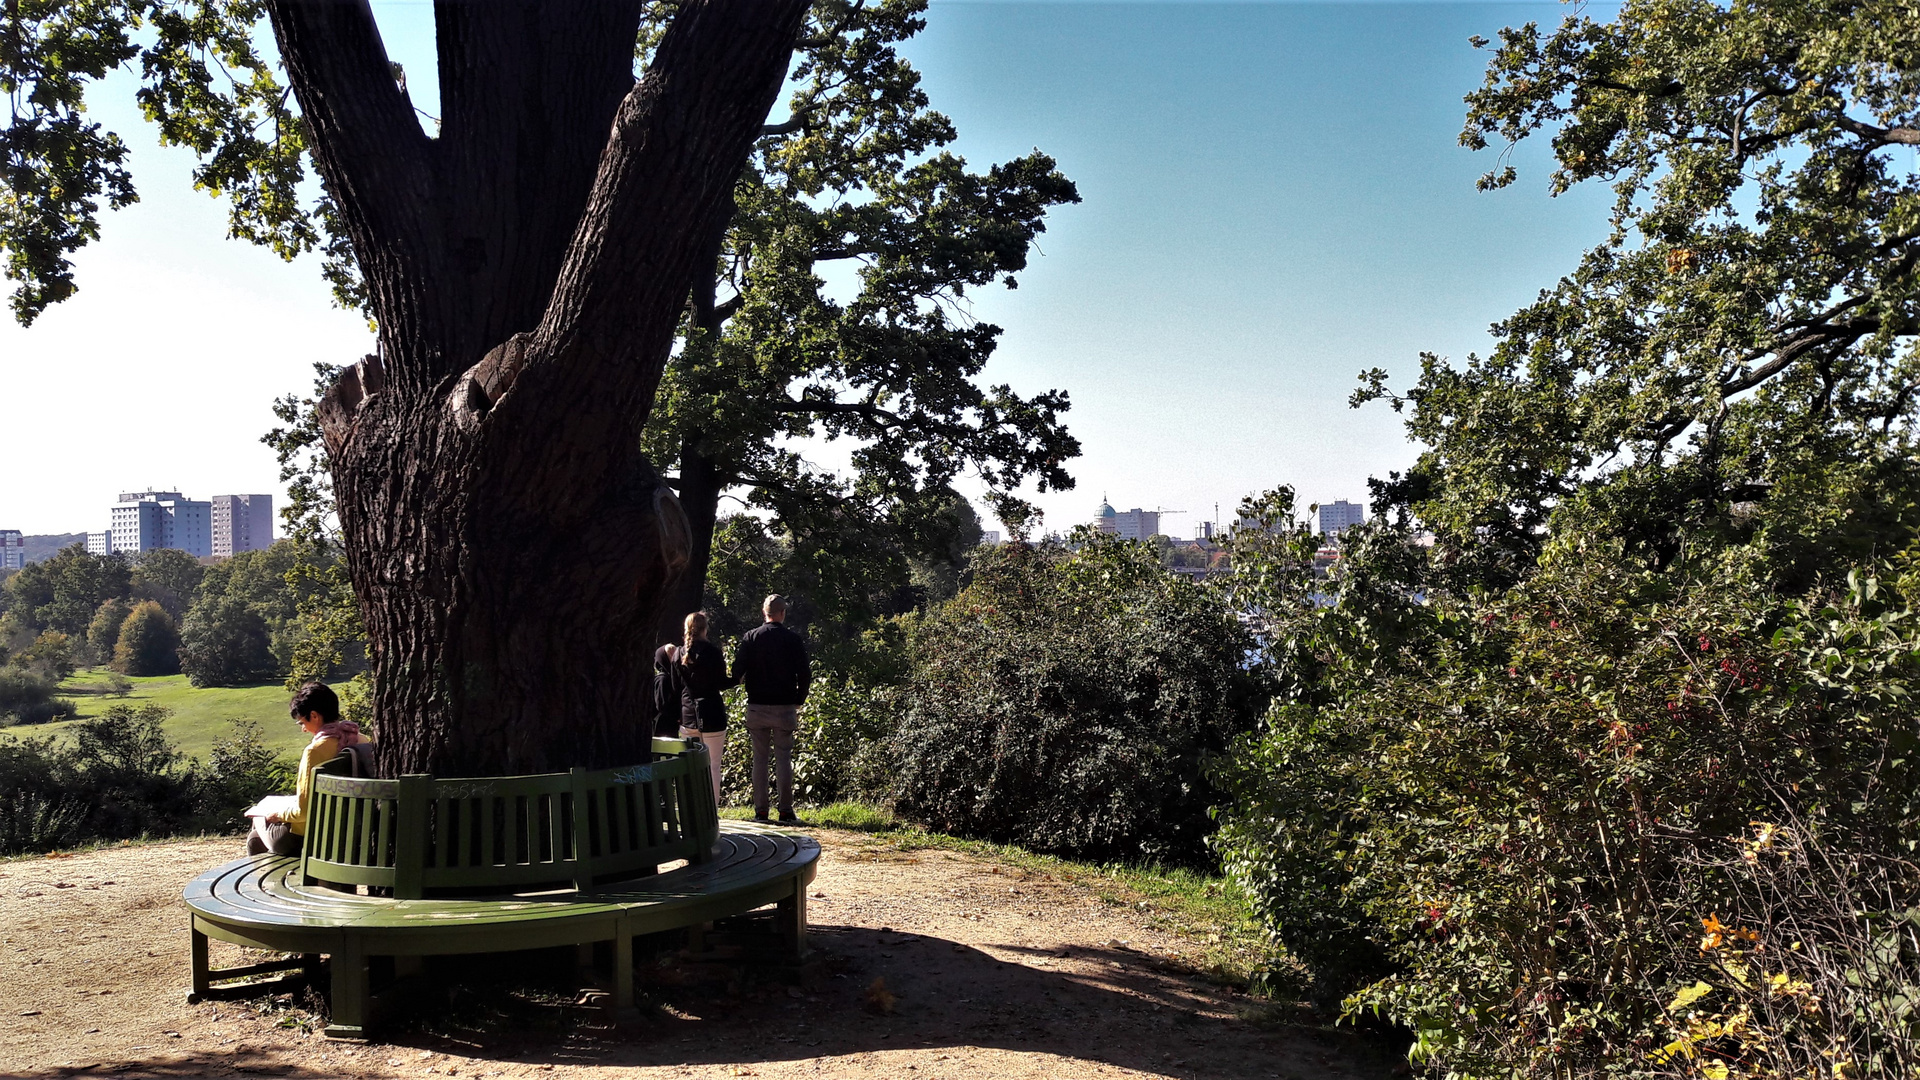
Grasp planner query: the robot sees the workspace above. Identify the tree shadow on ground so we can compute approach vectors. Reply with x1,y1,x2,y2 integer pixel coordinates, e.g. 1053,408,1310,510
395,917,1397,1079
5,918,1400,1080
0,1045,335,1080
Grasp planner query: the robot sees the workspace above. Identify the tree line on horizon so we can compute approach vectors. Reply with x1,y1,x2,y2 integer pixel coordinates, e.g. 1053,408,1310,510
0,540,351,726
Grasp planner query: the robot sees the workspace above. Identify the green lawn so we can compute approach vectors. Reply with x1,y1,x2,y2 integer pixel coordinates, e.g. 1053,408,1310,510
35,670,306,762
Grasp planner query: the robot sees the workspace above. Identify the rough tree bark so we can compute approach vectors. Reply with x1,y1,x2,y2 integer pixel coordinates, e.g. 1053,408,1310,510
268,0,811,776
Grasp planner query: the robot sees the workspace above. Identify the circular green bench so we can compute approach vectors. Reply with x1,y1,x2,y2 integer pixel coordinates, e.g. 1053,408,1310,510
182,738,818,1039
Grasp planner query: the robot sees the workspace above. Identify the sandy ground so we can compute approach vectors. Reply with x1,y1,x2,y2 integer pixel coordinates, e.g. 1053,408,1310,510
0,831,1397,1080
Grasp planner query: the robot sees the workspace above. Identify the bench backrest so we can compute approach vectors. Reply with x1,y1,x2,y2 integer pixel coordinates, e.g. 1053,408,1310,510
302,737,719,898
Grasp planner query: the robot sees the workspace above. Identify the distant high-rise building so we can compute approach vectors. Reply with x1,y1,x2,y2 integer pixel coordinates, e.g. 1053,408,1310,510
1114,508,1159,541
109,490,212,557
979,530,1003,545
211,494,274,557
1319,499,1365,536
1091,498,1159,541
86,531,113,556
0,530,22,571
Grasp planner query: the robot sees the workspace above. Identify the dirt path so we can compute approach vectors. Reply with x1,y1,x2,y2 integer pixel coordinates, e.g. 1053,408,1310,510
0,832,1394,1080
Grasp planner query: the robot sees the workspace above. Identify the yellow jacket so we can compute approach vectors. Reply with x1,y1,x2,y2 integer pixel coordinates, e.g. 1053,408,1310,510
284,734,342,836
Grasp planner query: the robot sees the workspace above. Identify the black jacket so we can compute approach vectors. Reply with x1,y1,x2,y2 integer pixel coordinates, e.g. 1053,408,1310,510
675,638,735,732
651,644,682,737
731,621,811,706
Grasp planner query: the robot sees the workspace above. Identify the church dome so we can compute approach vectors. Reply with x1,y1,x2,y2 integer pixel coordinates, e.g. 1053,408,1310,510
1096,499,1117,518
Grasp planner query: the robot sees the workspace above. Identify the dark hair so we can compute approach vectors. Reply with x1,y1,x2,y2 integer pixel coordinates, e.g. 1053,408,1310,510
290,681,341,725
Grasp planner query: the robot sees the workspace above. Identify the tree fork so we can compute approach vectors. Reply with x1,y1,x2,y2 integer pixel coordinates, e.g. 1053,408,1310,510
276,0,811,775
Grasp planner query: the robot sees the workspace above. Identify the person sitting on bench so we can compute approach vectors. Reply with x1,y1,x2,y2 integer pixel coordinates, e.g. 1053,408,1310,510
246,682,370,856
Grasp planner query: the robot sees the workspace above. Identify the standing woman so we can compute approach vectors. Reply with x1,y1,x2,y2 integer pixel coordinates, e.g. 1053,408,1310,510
675,612,734,804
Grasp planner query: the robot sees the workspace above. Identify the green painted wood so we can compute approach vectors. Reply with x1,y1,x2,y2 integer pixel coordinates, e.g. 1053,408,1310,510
185,740,812,1039
392,775,430,899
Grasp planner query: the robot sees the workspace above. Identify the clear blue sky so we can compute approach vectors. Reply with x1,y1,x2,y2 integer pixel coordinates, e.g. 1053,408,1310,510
0,2,1614,539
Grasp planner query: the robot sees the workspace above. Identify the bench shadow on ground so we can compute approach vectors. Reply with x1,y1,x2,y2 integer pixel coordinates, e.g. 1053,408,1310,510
5,919,1396,1080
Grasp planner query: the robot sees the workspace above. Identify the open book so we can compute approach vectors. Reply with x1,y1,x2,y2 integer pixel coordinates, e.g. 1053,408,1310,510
244,794,299,821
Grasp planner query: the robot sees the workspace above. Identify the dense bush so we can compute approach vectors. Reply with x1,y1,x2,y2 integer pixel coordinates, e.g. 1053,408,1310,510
1211,542,1920,1076
884,534,1266,863
193,718,297,828
717,676,895,808
113,600,180,676
0,706,290,854
0,666,75,726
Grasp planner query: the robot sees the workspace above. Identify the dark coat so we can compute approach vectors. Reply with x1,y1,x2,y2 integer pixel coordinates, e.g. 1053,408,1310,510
675,638,735,732
731,620,812,706
651,644,683,737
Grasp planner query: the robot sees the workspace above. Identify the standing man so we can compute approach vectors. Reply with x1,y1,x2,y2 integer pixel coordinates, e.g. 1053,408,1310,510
732,594,811,823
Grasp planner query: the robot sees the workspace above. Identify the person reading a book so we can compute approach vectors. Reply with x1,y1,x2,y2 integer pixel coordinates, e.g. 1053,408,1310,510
246,682,367,857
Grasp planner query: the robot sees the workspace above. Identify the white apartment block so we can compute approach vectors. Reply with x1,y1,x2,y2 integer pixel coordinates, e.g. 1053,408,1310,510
1319,499,1365,536
109,490,212,557
0,530,22,571
86,531,113,556
1092,499,1161,541
212,494,274,557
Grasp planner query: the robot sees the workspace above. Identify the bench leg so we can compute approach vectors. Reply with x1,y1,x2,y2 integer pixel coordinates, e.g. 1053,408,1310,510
189,925,211,1000
325,943,369,1041
614,925,634,1012
779,887,809,960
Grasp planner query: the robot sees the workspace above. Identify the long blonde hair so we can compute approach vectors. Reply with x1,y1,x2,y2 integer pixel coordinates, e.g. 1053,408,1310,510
680,612,709,667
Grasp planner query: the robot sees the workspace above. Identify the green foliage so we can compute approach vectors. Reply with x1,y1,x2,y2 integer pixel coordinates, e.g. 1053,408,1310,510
643,0,1079,601
2,0,336,322
1216,555,1920,1077
178,592,274,687
885,535,1267,863
113,600,179,676
0,733,91,853
0,0,142,321
192,717,294,830
0,666,73,726
1362,0,1920,591
0,703,281,853
15,629,76,681
1200,7,1920,1074
131,547,205,620
87,596,132,658
718,675,895,808
61,702,197,841
181,539,339,686
701,501,974,676
1,544,131,637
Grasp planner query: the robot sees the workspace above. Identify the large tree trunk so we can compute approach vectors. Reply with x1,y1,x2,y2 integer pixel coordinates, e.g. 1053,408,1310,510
268,0,810,776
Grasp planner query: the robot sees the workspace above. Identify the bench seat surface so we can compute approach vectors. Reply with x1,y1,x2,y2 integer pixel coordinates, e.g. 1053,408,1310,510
186,820,818,953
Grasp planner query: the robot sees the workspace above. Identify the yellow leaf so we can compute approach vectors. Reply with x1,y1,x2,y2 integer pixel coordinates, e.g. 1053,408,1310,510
1668,981,1714,1012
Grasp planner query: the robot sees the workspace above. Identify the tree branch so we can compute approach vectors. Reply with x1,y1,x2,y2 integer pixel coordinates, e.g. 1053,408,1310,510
500,0,809,473
1647,317,1887,450
771,397,909,429
1833,114,1920,146
265,0,442,390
